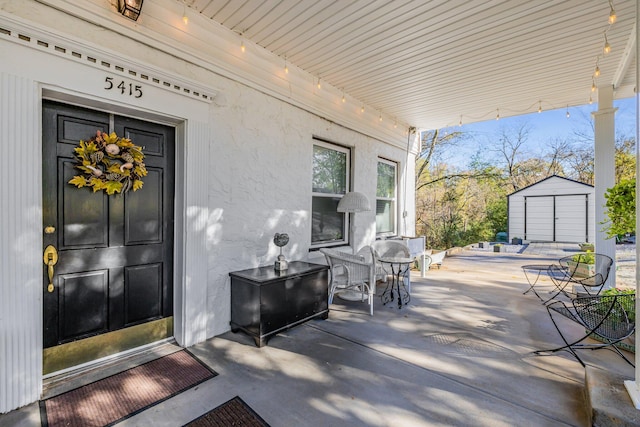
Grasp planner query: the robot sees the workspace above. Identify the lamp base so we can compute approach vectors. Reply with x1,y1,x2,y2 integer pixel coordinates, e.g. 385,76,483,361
274,259,288,271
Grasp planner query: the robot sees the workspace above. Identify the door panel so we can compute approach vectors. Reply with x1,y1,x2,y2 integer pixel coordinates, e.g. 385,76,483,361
125,168,163,244
59,270,109,341
43,101,174,357
125,263,162,324
525,196,554,242
61,158,109,248
555,195,588,242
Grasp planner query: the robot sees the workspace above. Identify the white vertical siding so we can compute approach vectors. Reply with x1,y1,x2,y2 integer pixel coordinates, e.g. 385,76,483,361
178,120,210,348
0,72,42,413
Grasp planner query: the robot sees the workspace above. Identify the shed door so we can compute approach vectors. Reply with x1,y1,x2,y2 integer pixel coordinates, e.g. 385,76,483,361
555,195,588,242
524,196,554,241
525,194,589,243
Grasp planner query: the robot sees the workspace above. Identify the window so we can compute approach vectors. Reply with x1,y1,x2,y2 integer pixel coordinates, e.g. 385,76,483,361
312,140,350,246
376,159,397,236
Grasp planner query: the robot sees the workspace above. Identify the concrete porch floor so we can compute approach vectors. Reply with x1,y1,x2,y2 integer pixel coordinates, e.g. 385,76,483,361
2,244,638,426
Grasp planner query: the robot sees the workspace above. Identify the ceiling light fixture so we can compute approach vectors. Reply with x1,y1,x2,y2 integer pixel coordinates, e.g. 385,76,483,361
609,1,617,24
118,0,144,21
603,33,611,55
182,2,188,24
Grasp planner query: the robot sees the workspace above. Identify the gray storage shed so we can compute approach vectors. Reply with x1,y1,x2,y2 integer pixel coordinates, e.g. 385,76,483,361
508,175,595,243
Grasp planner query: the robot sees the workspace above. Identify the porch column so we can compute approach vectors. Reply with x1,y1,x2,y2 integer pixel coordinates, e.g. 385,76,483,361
592,84,617,288
623,0,640,408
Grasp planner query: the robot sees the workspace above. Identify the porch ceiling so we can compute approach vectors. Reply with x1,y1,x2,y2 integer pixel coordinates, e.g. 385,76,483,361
185,0,637,130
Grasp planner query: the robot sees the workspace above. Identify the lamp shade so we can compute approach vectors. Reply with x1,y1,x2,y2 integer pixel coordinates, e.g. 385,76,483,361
337,192,371,213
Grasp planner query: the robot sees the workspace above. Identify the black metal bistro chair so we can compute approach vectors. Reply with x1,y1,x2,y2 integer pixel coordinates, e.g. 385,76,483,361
544,252,613,304
534,293,635,367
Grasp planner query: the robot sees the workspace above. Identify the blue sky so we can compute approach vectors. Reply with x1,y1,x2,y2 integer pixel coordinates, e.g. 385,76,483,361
438,97,637,168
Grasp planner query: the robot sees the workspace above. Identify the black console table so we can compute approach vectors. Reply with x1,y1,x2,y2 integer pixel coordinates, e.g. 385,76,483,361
229,261,329,347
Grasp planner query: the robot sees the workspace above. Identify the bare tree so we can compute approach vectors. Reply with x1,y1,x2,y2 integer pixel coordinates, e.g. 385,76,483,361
491,121,531,191
416,129,466,188
544,138,572,176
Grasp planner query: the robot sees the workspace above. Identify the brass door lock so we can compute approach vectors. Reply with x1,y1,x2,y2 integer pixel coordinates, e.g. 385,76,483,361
43,245,58,293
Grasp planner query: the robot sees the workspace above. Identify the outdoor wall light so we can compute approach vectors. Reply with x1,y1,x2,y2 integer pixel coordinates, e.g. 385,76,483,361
118,0,144,21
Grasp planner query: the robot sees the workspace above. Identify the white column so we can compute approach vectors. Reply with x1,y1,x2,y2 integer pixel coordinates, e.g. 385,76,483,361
624,0,640,409
592,85,617,288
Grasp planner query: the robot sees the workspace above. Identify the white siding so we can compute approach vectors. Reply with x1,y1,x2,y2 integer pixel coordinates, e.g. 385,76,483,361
0,73,42,412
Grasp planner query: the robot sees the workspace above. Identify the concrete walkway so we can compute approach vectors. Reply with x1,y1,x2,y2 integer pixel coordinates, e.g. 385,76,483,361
1,246,637,426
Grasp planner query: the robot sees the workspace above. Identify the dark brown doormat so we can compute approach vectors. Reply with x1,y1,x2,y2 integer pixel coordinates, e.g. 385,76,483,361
40,350,217,427
183,396,270,427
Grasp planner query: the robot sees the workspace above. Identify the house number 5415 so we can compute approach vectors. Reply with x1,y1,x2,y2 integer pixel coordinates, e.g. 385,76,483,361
104,77,143,98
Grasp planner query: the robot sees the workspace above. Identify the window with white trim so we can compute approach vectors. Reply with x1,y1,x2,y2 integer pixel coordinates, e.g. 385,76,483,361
376,159,397,236
312,140,350,247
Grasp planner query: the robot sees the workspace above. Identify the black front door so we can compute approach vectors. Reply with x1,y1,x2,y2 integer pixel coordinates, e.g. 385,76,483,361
42,101,175,372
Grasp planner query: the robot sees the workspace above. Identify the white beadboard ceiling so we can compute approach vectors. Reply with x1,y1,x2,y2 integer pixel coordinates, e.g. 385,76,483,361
183,0,637,131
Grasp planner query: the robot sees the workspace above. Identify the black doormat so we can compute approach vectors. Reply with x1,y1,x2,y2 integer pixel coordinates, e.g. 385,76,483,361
40,350,217,427
183,396,270,427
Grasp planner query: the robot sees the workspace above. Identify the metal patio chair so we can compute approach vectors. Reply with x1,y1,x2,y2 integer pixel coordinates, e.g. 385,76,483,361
534,293,635,367
544,252,613,304
320,248,376,316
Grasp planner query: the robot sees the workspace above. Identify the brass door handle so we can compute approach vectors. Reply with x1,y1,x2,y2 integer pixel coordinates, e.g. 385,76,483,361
43,245,58,293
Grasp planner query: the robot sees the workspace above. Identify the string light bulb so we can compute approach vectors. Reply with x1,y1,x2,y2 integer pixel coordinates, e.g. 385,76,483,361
603,33,611,55
394,119,398,128
538,101,542,113
342,91,346,103
589,94,593,104
594,64,600,77
459,116,463,127
241,41,245,53
379,113,383,122
284,57,289,74
592,79,597,92
608,1,617,24
495,108,500,120
566,105,570,118
316,77,321,89
182,3,188,24
361,104,365,113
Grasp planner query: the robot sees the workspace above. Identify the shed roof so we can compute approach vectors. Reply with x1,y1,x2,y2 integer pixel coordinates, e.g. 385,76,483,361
507,175,594,197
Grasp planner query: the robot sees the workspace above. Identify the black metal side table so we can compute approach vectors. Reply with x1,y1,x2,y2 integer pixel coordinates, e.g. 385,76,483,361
379,256,412,309
521,264,555,302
